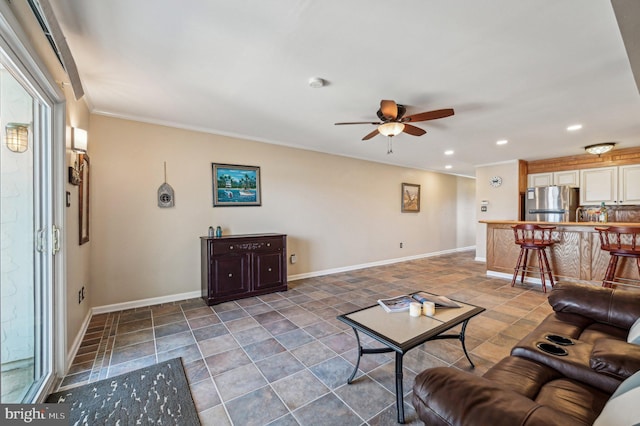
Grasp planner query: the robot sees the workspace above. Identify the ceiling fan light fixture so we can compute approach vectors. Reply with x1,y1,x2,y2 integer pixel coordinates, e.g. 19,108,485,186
378,122,405,137
585,142,615,155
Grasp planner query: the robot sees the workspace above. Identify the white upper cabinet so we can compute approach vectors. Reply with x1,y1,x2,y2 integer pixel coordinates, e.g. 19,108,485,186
553,170,579,187
618,164,640,205
528,170,579,188
527,173,553,187
580,167,617,204
579,165,640,205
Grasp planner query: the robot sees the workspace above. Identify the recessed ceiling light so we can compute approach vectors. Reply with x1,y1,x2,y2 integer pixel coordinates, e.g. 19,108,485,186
308,77,326,88
567,124,582,131
445,165,452,169
444,150,454,155
496,140,508,145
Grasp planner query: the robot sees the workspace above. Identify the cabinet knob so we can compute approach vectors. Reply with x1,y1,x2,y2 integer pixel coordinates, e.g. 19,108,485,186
266,243,271,247
268,267,272,272
228,273,233,278
229,245,234,249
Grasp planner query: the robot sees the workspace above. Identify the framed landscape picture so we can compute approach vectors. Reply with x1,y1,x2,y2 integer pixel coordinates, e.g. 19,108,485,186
212,163,261,206
401,182,420,212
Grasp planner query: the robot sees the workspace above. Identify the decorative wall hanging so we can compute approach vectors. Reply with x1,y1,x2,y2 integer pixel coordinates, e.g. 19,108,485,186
401,182,420,213
212,163,261,207
157,162,175,208
79,154,90,244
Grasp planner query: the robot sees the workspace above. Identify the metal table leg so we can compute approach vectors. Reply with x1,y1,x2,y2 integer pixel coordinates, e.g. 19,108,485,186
346,328,401,421
395,351,405,423
460,319,475,368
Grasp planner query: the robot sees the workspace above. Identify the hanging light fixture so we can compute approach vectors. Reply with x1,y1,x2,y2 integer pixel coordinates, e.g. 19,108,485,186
378,122,405,137
377,122,405,154
585,142,615,155
5,123,29,153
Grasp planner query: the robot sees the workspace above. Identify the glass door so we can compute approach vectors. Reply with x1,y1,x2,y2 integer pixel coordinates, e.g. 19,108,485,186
0,0,67,403
0,64,46,403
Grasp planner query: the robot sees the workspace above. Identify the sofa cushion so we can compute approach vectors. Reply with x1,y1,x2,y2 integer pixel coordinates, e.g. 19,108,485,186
548,282,640,330
593,370,640,426
528,312,627,344
511,331,621,394
413,358,608,426
628,317,640,345
591,338,640,380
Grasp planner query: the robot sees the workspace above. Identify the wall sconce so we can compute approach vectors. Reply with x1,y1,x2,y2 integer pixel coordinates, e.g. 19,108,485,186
5,123,29,153
585,142,615,156
68,127,88,185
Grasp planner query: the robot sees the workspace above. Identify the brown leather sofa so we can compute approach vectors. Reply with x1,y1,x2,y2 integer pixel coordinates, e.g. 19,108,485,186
412,282,640,426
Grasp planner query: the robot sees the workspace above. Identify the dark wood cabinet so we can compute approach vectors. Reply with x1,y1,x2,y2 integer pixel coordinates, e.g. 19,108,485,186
201,233,287,305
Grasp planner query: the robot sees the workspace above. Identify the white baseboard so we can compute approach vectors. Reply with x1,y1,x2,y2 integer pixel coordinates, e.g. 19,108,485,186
289,246,476,281
486,270,544,287
92,290,202,315
475,256,486,262
66,309,92,374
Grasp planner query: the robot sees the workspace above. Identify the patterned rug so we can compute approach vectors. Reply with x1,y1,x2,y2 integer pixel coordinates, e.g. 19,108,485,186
46,358,200,425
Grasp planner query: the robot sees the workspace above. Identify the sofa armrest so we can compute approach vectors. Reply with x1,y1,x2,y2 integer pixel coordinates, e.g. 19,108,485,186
548,282,640,330
591,338,640,380
412,367,582,426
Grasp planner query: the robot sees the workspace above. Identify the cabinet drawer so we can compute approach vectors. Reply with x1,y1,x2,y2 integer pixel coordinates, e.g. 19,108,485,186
210,238,283,255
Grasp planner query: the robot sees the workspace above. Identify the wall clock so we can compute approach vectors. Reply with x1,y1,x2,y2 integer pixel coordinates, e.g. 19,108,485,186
489,176,503,187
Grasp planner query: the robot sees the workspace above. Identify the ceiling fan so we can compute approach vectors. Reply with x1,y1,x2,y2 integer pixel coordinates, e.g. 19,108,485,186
335,100,454,153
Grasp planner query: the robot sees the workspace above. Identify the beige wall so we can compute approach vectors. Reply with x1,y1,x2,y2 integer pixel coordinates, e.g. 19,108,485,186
90,115,476,306
474,161,521,260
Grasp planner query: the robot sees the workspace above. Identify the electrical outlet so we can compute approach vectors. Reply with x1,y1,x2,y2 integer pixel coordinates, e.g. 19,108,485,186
400,242,403,248
290,254,297,264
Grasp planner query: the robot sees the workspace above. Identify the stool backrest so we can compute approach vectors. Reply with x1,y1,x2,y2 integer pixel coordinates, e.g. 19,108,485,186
512,224,555,245
595,226,640,252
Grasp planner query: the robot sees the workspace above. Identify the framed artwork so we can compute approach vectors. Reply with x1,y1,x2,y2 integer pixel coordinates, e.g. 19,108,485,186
212,163,261,207
401,182,420,213
79,154,90,244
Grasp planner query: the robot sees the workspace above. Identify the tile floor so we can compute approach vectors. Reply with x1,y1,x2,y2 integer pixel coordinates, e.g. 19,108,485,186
55,251,552,425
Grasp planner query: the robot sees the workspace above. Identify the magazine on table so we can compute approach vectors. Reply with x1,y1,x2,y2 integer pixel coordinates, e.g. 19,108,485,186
378,292,460,313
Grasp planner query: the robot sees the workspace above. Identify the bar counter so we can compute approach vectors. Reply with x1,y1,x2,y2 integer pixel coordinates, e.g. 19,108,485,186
481,220,640,284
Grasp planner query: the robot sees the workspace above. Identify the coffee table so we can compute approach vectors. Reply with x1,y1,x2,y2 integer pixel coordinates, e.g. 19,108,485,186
336,293,484,423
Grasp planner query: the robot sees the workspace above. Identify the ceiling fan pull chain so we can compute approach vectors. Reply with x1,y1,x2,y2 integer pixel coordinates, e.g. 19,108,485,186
387,136,393,154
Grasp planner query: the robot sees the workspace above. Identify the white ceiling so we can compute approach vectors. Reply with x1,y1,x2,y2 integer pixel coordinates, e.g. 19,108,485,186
50,0,640,177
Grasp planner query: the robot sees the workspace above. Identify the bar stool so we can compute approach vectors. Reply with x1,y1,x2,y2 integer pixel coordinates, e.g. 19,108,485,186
595,226,640,288
511,224,556,293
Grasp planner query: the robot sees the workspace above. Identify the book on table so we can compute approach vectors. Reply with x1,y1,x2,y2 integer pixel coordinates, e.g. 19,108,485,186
378,292,460,313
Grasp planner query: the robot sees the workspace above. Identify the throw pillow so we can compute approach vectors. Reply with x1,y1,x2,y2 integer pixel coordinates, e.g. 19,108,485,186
628,317,640,345
593,370,640,426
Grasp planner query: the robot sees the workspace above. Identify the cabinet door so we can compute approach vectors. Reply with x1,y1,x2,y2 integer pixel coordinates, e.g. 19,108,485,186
211,254,250,297
553,170,579,187
618,164,640,205
580,167,617,205
253,252,283,291
528,173,553,187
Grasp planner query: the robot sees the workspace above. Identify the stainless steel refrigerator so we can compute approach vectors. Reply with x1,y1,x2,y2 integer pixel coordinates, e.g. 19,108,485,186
525,186,579,222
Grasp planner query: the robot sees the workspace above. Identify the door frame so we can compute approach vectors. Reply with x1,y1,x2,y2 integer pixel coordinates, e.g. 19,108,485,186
0,2,67,401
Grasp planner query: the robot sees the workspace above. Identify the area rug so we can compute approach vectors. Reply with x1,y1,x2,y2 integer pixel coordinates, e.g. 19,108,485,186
46,357,200,425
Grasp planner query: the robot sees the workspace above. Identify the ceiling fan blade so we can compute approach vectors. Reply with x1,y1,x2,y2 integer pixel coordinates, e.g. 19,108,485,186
403,108,454,123
380,100,398,120
335,121,381,125
402,124,427,136
362,129,380,140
